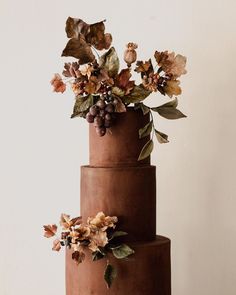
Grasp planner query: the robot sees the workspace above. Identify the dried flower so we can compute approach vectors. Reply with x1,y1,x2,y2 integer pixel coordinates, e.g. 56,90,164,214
124,43,138,67
72,250,85,264
88,230,108,252
87,212,118,231
154,51,187,78
52,239,61,251
50,74,66,93
163,80,182,97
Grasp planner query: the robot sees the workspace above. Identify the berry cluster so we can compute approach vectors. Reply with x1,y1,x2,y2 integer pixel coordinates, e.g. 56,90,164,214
86,94,117,136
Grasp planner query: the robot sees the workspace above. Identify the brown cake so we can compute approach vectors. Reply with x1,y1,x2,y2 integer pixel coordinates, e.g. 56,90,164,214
66,108,171,294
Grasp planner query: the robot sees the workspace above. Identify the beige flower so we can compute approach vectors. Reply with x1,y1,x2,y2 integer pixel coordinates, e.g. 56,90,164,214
88,230,108,252
142,72,159,92
87,212,118,231
124,42,138,66
154,51,187,78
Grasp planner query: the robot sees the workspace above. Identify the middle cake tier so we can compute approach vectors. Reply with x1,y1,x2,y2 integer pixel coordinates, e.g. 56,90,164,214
81,165,156,242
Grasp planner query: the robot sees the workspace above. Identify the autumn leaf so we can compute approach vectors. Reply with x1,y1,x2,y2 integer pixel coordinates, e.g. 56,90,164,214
114,97,126,113
63,17,112,62
50,74,66,93
122,85,151,104
115,69,135,94
99,47,120,77
61,36,95,65
72,250,85,265
135,60,153,74
138,140,154,161
52,239,61,252
155,129,169,143
60,213,71,230
43,224,57,238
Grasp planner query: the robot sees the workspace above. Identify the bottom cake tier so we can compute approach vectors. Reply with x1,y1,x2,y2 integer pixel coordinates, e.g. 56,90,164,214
66,236,171,295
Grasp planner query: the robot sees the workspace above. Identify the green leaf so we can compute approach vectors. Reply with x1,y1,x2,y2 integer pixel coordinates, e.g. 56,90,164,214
138,140,154,161
92,250,105,261
140,103,150,115
104,264,117,289
112,244,135,259
71,95,94,118
152,107,186,120
123,85,151,104
154,129,169,144
109,231,128,241
151,97,186,120
112,86,125,97
139,121,153,139
99,47,120,78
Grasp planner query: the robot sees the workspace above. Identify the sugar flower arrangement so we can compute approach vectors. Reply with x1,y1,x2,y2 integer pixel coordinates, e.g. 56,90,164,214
51,16,187,159
44,212,134,288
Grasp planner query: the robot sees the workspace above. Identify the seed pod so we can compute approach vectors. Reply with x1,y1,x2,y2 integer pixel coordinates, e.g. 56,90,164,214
124,43,138,67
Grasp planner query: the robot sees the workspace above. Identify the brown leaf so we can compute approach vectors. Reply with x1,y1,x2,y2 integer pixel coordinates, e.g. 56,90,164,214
65,17,89,38
50,74,66,93
115,69,135,94
52,239,61,252
135,60,153,74
43,224,57,238
72,250,85,265
70,216,82,227
114,97,126,113
65,17,112,52
61,36,95,65
60,213,71,229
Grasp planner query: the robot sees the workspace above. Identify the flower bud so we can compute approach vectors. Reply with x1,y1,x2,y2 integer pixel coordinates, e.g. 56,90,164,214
124,42,138,67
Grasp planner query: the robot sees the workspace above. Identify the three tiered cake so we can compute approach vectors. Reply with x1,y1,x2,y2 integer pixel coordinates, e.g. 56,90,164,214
66,108,171,294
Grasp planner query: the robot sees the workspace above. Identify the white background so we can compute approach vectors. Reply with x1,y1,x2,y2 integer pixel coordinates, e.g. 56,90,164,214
0,0,236,294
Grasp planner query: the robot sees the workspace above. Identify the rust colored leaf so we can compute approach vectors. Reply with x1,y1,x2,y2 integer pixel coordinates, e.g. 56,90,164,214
114,97,126,113
52,239,61,252
72,250,85,265
43,224,57,238
62,36,95,65
115,69,135,94
50,74,66,93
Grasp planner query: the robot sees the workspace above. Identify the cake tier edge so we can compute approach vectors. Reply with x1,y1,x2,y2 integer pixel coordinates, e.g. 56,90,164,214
66,235,171,295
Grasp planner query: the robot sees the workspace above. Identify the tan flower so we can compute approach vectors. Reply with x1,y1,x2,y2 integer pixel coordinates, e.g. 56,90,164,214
87,212,118,231
50,73,66,93
70,225,91,243
163,80,182,97
88,230,108,252
124,42,138,66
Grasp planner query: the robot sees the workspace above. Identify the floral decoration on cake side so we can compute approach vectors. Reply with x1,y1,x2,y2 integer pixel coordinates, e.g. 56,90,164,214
44,212,134,288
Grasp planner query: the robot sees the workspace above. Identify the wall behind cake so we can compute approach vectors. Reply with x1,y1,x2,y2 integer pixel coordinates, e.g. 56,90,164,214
0,0,235,294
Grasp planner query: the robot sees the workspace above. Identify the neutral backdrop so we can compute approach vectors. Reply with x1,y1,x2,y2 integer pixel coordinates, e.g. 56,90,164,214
1,0,236,294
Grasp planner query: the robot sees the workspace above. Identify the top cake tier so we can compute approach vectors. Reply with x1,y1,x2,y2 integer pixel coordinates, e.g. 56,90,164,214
89,107,150,167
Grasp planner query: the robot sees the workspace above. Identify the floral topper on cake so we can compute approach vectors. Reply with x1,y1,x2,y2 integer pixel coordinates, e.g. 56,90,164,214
44,212,134,288
51,17,187,160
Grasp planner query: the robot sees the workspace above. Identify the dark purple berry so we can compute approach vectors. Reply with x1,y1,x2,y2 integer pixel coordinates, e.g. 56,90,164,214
94,116,104,127
105,113,112,121
86,112,95,123
96,100,106,109
89,105,99,116
99,109,106,118
105,103,115,113
104,120,111,128
96,126,106,137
